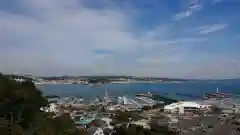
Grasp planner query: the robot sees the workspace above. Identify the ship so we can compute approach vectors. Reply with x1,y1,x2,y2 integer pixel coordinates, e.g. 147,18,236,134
204,88,232,99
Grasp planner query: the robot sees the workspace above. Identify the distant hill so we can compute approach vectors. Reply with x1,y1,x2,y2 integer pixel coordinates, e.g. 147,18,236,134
4,74,43,83
40,76,189,81
5,74,240,84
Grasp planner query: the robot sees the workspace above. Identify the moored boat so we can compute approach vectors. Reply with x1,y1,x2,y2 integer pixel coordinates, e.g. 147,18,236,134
136,92,153,97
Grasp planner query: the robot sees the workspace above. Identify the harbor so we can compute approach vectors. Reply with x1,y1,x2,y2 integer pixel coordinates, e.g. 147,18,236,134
41,86,240,135
1,0,240,134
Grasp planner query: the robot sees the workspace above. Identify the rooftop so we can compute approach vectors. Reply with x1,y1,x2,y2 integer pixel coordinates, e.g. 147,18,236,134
164,101,202,110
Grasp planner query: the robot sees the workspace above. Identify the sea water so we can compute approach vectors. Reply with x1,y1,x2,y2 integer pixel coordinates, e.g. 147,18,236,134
37,80,240,100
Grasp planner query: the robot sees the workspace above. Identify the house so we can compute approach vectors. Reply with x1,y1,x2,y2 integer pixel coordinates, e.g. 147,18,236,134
87,127,104,135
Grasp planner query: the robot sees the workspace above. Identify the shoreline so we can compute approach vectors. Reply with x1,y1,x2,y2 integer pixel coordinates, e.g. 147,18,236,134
35,81,185,85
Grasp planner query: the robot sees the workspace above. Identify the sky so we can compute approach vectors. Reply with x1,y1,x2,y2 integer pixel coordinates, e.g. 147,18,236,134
0,0,240,79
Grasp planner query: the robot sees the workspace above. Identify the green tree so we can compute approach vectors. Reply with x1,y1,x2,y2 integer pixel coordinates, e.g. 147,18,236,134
211,105,222,114
0,73,48,129
0,74,85,135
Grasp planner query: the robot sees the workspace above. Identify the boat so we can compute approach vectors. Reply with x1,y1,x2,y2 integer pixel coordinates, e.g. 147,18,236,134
136,92,153,98
91,96,102,103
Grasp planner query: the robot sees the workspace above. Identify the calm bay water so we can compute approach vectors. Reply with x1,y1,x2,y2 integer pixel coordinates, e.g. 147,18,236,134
37,80,240,100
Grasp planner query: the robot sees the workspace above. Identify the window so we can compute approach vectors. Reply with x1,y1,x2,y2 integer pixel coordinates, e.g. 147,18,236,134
184,107,198,110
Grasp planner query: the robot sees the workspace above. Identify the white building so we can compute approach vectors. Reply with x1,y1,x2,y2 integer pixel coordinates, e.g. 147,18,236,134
164,101,210,114
41,103,58,113
14,78,25,82
87,127,104,135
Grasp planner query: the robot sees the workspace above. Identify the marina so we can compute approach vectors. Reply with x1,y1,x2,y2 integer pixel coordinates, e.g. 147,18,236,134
44,88,240,122
40,82,240,135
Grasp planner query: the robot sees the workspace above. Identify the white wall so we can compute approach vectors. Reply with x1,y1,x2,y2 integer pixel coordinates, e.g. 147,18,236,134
94,128,103,135
179,107,184,114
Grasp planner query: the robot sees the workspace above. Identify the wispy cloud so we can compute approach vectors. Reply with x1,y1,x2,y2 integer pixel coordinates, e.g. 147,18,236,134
161,38,208,44
212,0,240,4
174,11,193,21
142,37,208,47
173,0,202,21
196,24,228,34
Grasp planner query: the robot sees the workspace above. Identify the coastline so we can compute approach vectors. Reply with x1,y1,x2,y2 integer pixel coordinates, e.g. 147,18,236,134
35,80,184,85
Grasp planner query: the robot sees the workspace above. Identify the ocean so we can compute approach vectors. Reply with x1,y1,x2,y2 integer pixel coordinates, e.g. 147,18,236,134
37,80,240,100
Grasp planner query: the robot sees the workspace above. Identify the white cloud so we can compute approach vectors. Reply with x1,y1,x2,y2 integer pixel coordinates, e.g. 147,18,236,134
0,0,142,75
197,24,228,34
0,0,213,76
173,0,202,21
0,0,239,78
174,11,193,21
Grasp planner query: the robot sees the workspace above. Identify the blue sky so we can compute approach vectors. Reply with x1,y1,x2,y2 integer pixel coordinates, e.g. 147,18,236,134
0,0,240,79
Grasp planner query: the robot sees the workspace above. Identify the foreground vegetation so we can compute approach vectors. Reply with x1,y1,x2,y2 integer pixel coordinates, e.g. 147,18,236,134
0,73,177,135
0,73,87,135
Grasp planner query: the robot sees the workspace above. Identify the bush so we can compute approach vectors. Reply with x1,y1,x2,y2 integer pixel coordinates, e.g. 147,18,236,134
211,106,222,114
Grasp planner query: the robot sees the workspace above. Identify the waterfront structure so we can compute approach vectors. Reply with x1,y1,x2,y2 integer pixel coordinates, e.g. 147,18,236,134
203,89,240,114
57,97,87,108
117,95,159,111
204,88,232,99
136,96,157,107
164,101,210,114
117,96,142,111
103,89,118,105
